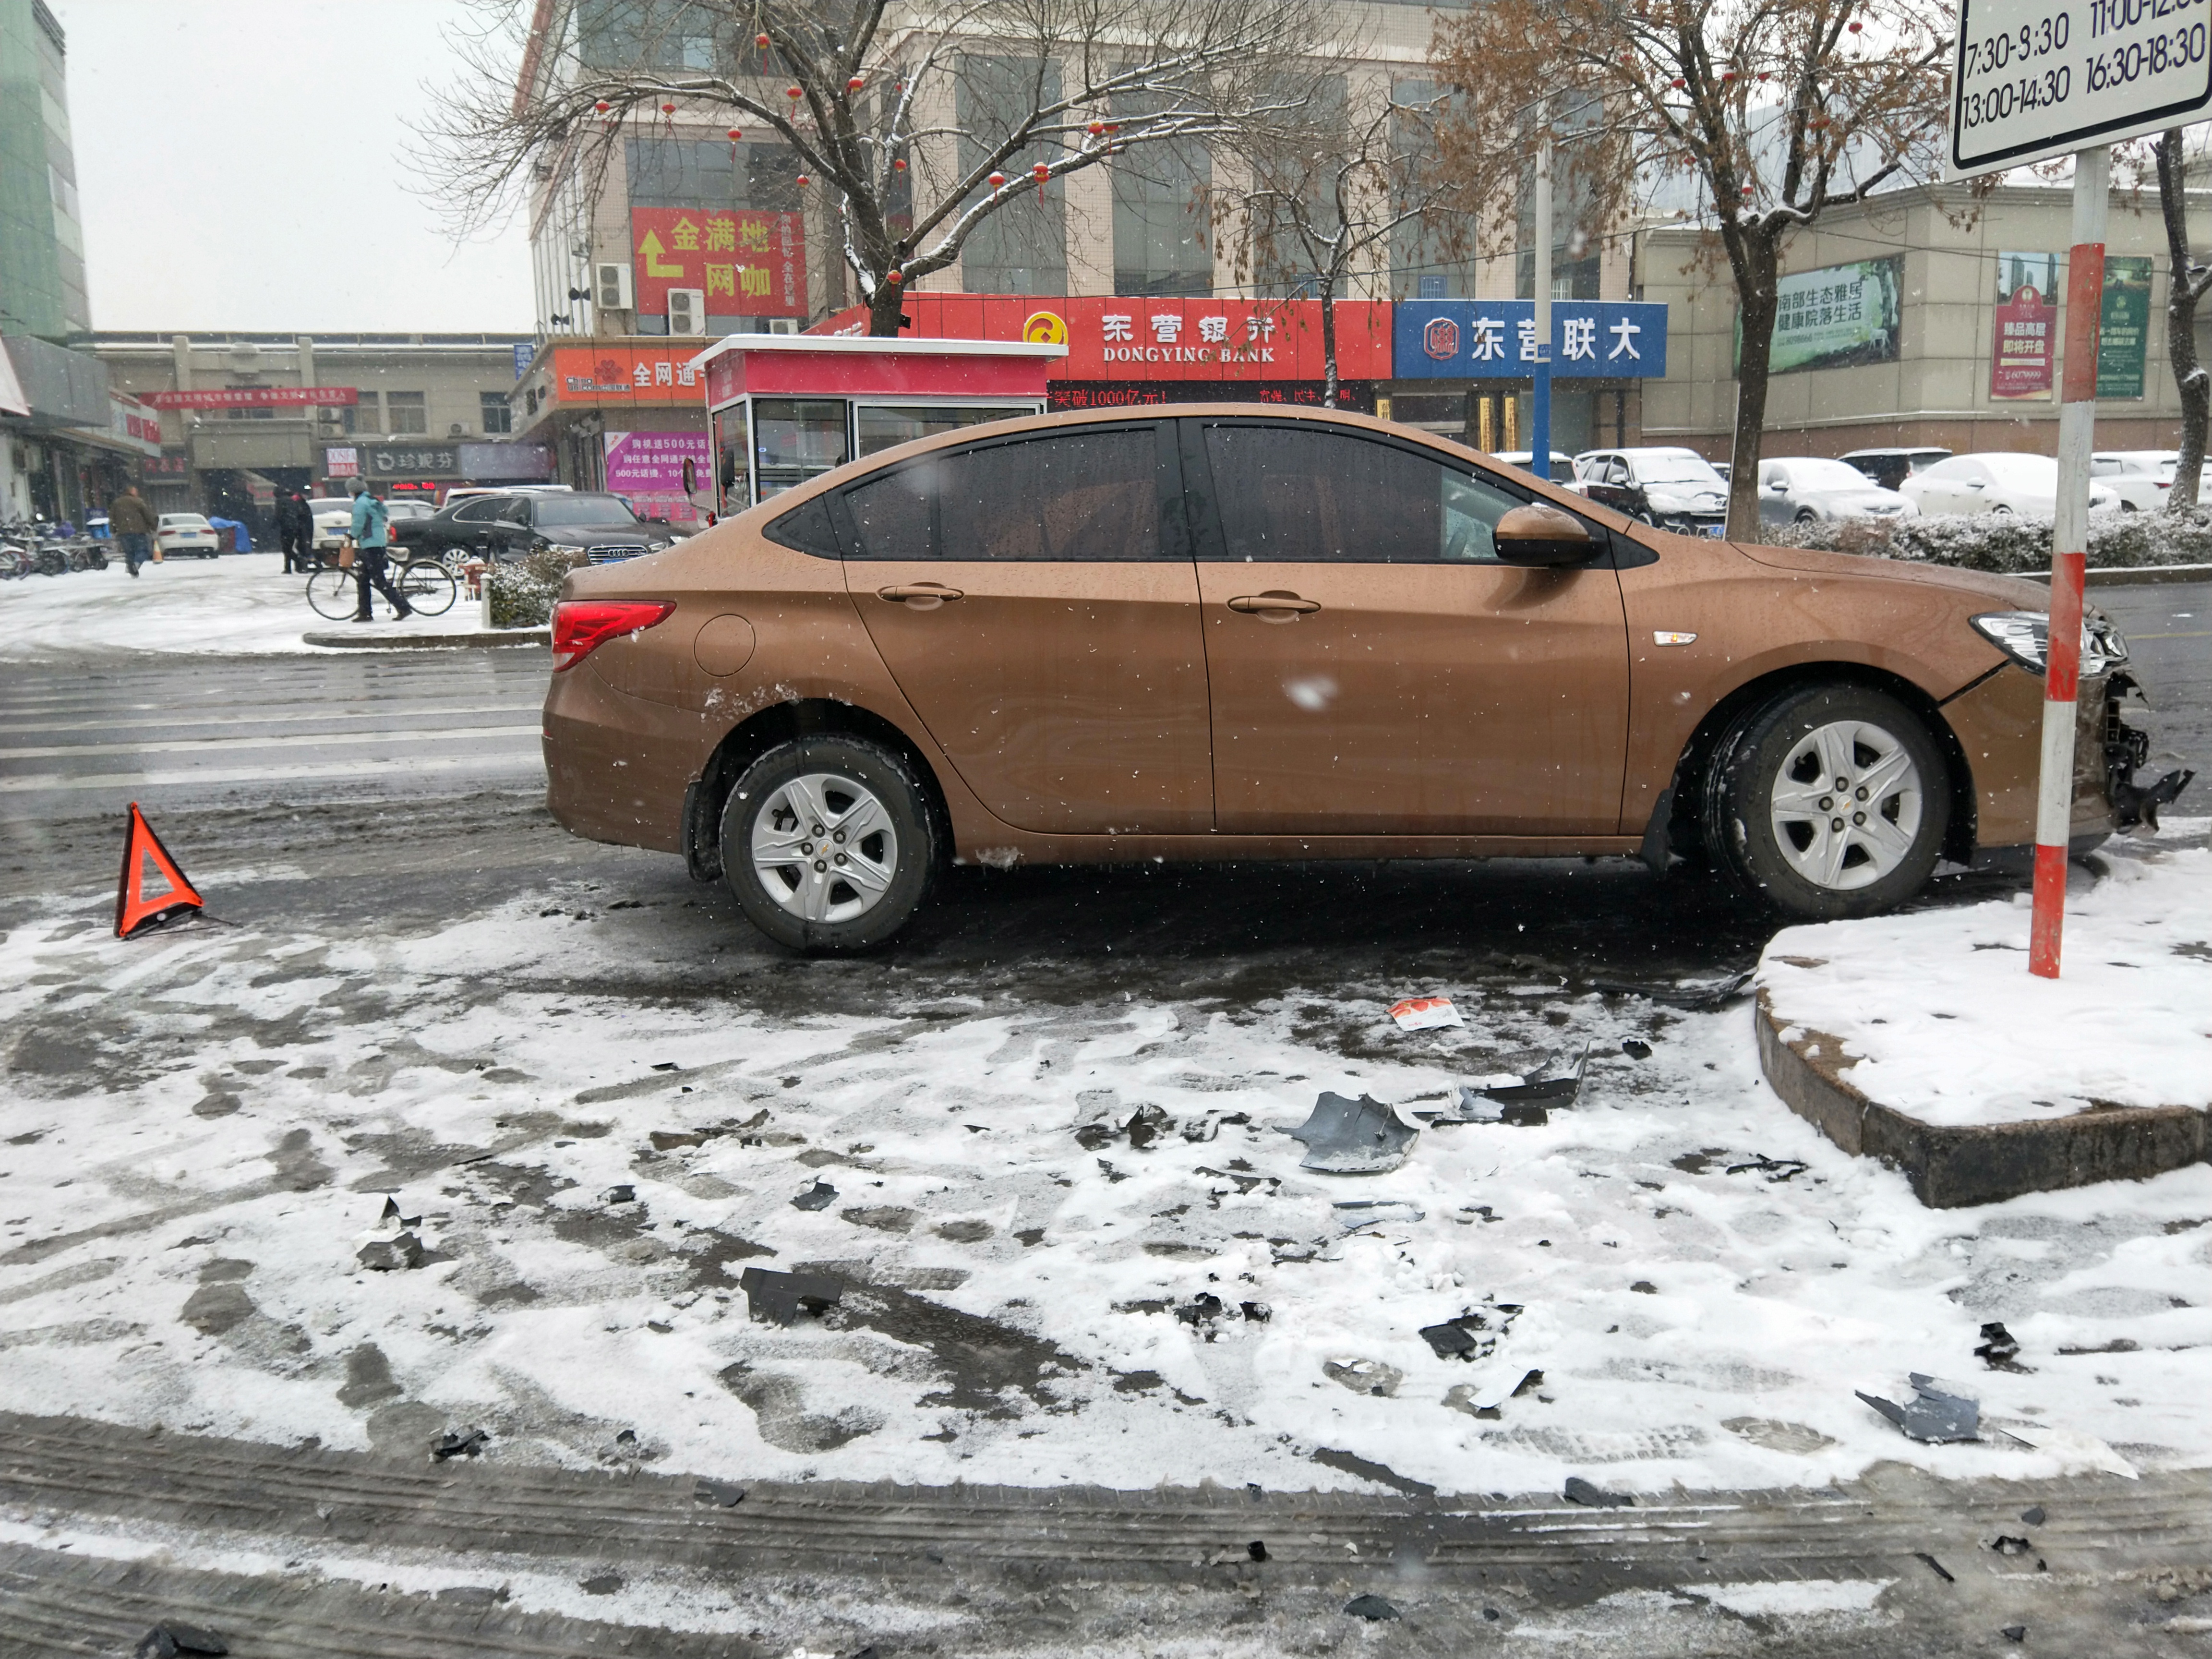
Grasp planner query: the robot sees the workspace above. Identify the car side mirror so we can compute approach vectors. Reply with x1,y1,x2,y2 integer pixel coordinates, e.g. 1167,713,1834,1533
1766,479,1787,491
1494,503,1601,567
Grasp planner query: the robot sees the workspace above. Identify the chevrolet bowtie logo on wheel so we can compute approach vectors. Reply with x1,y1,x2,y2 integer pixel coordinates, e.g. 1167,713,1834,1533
1423,315,1460,361
1022,310,1067,346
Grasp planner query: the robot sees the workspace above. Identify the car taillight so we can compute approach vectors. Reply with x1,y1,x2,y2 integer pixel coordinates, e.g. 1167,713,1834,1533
550,599,675,672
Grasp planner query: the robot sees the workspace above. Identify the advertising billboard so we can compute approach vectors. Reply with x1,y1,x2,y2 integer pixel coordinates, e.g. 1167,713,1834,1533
630,207,805,317
2098,255,2153,401
1744,257,1902,376
1992,250,2059,401
604,429,711,523
549,345,705,406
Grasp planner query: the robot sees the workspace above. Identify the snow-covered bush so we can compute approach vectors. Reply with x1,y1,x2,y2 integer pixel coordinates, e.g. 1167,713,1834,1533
483,549,575,630
1759,507,2212,573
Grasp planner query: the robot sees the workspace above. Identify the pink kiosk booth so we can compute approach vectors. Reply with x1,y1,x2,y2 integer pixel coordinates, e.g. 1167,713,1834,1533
691,333,1067,518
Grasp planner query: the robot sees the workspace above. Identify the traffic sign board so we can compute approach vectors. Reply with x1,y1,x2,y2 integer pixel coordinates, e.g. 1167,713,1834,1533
1948,0,2212,178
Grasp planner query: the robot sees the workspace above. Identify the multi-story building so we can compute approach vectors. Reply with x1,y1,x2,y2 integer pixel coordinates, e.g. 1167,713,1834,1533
92,333,549,529
0,0,154,527
509,0,1651,480
1640,182,2212,463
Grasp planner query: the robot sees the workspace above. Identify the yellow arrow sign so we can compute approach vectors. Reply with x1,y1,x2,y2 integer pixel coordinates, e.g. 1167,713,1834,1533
637,231,683,277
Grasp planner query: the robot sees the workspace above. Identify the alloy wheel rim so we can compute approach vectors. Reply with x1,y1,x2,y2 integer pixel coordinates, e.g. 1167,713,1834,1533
751,772,899,923
1768,720,1923,891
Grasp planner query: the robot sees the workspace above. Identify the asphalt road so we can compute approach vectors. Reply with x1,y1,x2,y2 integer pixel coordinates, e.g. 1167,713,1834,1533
2098,578,2212,781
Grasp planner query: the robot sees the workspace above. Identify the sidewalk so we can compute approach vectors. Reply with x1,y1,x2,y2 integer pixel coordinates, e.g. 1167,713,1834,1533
0,554,519,660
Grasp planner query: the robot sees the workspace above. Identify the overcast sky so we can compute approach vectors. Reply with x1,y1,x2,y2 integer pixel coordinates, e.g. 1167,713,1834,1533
55,0,535,334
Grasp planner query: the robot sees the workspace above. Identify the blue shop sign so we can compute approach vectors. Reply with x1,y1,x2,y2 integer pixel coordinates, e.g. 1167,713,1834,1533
1392,300,1669,380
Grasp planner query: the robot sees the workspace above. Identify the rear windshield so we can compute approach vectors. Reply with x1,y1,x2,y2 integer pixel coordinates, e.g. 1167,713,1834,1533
308,498,351,513
531,494,638,528
1632,454,1724,485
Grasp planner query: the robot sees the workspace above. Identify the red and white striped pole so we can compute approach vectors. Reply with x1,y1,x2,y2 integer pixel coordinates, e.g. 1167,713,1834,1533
2029,144,2109,980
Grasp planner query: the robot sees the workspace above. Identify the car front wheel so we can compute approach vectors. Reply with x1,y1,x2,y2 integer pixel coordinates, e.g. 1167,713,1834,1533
1702,684,1948,920
720,736,939,952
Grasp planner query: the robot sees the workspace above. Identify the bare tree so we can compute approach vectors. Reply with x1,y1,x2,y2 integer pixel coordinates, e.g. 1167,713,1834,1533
2155,128,2212,509
1433,0,1955,538
1219,82,1474,406
424,0,1322,337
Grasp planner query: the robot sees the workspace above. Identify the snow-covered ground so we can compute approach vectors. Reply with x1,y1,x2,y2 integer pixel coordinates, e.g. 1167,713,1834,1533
0,553,498,658
1,830,2207,1502
1764,842,2212,1126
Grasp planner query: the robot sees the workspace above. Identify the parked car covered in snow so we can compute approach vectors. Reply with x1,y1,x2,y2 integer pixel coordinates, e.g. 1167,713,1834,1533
1841,446,1951,492
1900,453,2119,518
1572,446,1730,535
1756,457,1917,526
2091,450,2212,511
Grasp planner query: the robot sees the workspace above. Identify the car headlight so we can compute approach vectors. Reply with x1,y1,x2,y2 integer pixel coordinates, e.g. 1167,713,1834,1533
1971,610,2130,675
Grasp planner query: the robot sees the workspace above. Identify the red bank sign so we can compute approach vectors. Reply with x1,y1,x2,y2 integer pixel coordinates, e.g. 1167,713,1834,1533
815,294,1392,383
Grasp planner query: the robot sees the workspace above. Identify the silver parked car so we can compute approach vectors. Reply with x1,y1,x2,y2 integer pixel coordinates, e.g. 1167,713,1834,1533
1757,457,1917,526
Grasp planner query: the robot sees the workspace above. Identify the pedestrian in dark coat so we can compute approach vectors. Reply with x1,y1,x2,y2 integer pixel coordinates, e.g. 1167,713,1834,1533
278,491,314,573
107,485,158,577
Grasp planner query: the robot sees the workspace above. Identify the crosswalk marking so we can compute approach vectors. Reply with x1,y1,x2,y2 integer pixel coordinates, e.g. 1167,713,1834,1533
0,724,541,761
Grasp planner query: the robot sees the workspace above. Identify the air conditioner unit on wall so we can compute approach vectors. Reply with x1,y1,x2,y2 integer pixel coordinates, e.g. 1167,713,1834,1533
666,288,706,336
766,317,800,336
594,261,633,312
448,422,469,437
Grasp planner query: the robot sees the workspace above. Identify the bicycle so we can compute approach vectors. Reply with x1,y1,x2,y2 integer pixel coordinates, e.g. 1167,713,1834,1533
305,556,458,621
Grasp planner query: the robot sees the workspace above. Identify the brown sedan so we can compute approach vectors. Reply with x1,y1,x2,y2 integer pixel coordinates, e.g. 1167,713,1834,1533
542,405,2142,952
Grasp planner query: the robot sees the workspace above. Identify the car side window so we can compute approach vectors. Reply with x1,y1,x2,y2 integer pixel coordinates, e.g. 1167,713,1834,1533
843,426,1166,561
1199,423,1526,564
451,499,504,523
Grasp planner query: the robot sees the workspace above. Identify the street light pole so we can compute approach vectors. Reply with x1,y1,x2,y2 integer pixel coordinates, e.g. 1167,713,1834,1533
1531,112,1553,474
2029,144,2109,979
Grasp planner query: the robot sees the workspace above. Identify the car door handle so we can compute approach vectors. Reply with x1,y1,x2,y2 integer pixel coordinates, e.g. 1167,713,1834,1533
878,583,965,606
1227,592,1321,618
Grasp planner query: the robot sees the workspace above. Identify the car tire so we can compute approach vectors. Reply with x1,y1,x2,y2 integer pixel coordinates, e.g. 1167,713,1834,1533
1701,683,1949,921
1795,509,1818,524
720,736,939,953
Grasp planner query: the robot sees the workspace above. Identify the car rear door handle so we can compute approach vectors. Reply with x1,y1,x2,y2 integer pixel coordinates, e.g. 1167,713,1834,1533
877,583,965,605
1227,592,1321,617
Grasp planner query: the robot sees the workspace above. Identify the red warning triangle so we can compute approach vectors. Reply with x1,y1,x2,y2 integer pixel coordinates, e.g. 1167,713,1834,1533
115,802,205,939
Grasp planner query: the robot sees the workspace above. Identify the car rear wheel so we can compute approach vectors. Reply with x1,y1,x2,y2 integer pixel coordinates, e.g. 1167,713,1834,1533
1702,684,1948,920
720,736,938,952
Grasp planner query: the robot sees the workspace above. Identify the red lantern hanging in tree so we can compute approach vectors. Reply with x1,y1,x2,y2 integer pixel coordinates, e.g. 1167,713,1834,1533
848,76,866,93
987,171,1007,189
886,269,903,284
1032,161,1050,202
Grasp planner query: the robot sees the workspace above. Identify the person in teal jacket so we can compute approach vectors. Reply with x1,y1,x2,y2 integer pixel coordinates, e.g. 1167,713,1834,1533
347,479,413,622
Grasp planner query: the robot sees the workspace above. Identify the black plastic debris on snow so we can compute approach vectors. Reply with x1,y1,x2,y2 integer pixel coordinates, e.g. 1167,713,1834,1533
378,1195,422,1228
2002,1625,2029,1643
1725,1153,1810,1183
431,1427,490,1461
1914,1551,1956,1582
740,1265,842,1326
1621,1038,1654,1059
1334,1198,1425,1231
694,1477,746,1508
135,1624,228,1659
1593,967,1756,1010
1856,1373,1980,1443
1977,1321,2029,1371
1563,1475,1634,1509
792,1178,838,1211
1286,1092,1418,1174
356,1231,424,1272
604,1184,637,1206
1419,1301,1522,1362
1177,1292,1226,1327
1078,1103,1176,1151
1343,1594,1401,1622
1990,1534,2033,1556
2020,1504,2047,1527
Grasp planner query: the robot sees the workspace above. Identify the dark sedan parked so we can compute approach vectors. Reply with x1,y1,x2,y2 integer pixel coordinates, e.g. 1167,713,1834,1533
394,492,679,565
1571,447,1730,535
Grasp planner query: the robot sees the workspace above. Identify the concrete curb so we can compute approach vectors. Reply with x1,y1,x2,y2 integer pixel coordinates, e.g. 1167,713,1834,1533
2025,561,2212,587
1754,989,2207,1208
303,629,549,650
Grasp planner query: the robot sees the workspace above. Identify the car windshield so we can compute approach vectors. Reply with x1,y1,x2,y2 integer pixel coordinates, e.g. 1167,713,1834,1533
1785,459,1877,491
532,493,638,528
1632,454,1724,486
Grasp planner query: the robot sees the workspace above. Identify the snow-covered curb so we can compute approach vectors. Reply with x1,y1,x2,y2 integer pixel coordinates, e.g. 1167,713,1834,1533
1759,843,2212,1130
1762,508,2212,574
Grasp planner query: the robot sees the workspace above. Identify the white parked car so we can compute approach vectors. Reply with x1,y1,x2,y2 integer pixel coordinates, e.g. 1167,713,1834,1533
1756,457,1917,525
1899,453,2119,518
2091,449,2212,510
154,513,221,558
308,496,356,553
